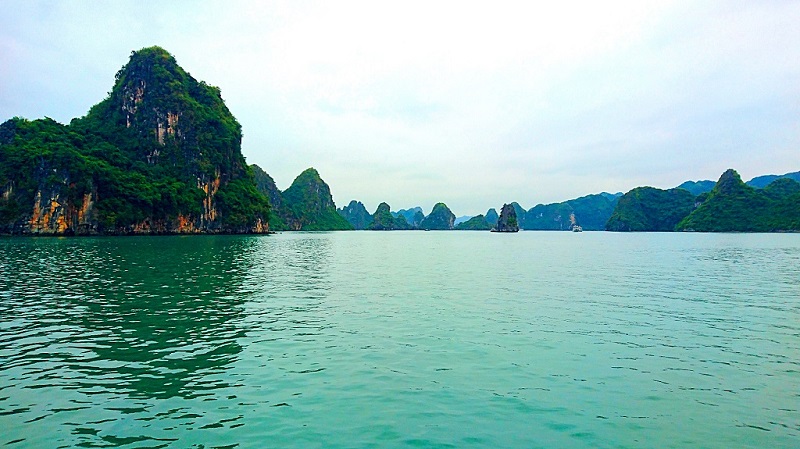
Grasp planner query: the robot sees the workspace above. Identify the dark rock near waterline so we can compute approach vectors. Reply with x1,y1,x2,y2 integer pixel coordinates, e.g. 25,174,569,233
493,203,519,232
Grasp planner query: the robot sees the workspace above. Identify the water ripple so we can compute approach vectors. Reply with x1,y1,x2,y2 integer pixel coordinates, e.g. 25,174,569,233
0,233,798,448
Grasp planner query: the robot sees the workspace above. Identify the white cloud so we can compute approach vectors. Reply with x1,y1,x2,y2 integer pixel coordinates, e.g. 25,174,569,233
1,0,799,216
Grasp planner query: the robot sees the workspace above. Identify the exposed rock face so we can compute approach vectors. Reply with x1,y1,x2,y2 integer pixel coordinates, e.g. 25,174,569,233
251,164,287,230
24,170,98,235
338,200,373,230
420,202,455,230
368,202,410,230
252,164,283,211
0,47,270,235
493,203,519,232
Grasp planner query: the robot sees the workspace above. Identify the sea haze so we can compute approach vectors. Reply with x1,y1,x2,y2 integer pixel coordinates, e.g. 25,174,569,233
0,232,798,448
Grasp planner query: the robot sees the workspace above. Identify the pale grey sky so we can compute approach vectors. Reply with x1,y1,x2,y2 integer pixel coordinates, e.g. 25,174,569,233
1,1,798,216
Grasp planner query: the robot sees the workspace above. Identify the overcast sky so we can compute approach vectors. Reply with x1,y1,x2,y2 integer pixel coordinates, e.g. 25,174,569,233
1,1,798,216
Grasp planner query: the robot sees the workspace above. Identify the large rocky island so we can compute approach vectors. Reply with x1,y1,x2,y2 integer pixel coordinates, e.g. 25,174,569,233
606,169,800,232
492,203,519,232
2,48,797,235
1,47,270,235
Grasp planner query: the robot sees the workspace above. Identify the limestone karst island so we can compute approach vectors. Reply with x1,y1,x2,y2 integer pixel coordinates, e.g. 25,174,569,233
1,47,799,235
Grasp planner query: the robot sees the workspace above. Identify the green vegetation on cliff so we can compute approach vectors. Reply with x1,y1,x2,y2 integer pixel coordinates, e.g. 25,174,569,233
420,202,455,230
525,193,619,231
455,214,492,230
0,46,269,234
280,168,353,231
494,203,519,232
251,165,352,231
606,187,695,232
368,202,410,230
251,164,286,230
676,169,800,232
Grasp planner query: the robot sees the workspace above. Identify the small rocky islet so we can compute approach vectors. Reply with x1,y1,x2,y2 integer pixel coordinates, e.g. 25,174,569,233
2,46,798,235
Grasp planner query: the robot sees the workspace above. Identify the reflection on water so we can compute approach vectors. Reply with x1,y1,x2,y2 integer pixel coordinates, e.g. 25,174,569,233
0,232,798,448
0,236,260,446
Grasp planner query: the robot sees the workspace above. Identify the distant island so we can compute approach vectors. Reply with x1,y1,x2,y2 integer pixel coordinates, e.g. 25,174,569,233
1,46,798,235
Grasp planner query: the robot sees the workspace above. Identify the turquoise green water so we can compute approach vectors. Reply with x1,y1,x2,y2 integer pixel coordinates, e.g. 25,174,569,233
1,232,798,448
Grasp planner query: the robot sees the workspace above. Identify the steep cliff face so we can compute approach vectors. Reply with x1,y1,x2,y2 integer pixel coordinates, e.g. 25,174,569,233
278,168,352,231
338,200,373,230
368,202,410,230
493,203,519,232
420,202,455,230
251,164,353,231
251,164,287,230
0,47,269,235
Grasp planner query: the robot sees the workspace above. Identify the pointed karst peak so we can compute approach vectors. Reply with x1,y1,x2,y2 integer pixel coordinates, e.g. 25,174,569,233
294,167,323,182
494,203,520,232
713,169,746,195
420,202,455,230
115,46,185,90
85,44,239,162
128,46,177,65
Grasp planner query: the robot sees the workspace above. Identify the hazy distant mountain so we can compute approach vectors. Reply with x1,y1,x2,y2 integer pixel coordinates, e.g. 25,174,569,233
455,214,492,230
485,208,499,226
337,200,373,230
509,202,526,227
525,193,619,231
392,207,424,228
675,180,716,196
453,215,472,226
746,171,800,189
392,207,422,221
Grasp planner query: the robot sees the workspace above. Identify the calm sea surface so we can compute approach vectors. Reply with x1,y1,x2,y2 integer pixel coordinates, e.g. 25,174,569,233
1,232,798,448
